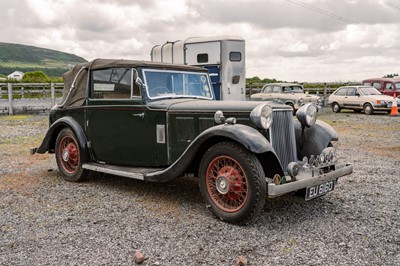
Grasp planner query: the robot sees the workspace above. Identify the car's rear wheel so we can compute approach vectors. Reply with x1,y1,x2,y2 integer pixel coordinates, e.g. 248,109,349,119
199,141,266,225
55,128,89,182
332,102,341,113
363,103,374,115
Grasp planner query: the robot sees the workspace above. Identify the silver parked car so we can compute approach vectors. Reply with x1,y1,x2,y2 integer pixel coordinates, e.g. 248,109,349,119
251,83,322,114
328,86,399,115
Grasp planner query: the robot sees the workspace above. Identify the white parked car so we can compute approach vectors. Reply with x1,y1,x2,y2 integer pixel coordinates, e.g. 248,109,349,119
328,86,399,115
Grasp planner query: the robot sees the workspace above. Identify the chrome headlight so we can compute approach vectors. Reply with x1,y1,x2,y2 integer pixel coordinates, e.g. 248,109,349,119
296,103,317,127
250,104,273,130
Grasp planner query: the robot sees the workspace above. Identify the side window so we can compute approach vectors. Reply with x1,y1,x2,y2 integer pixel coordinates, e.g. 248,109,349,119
229,52,242,62
272,86,281,93
283,86,291,93
262,86,272,93
91,68,134,99
335,88,347,96
372,82,381,90
197,54,208,63
386,83,394,90
347,88,357,96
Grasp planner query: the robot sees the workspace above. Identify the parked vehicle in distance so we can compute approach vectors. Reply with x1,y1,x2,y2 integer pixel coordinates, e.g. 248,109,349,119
250,83,322,114
328,86,400,115
31,59,353,225
362,77,400,97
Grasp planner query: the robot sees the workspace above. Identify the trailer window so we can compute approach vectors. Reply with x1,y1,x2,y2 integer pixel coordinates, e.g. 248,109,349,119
197,53,208,63
230,52,241,62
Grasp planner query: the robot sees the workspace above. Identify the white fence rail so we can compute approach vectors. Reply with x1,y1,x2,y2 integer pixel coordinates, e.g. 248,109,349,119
0,83,63,115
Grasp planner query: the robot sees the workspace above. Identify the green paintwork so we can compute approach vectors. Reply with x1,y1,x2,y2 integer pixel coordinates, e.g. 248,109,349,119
48,63,291,167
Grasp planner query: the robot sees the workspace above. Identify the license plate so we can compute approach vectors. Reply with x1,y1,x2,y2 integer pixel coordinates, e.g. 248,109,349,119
305,180,335,200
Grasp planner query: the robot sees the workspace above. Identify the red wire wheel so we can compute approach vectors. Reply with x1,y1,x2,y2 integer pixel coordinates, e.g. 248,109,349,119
55,128,89,182
58,135,80,174
199,141,266,225
205,155,248,213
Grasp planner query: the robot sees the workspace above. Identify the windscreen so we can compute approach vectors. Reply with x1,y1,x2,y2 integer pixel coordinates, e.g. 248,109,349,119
359,87,381,95
143,69,213,100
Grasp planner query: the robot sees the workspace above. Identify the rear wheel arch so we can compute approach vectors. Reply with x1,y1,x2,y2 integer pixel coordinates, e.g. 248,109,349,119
38,117,90,163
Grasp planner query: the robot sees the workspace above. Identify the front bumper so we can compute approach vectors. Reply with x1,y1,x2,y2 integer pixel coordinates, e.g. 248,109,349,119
267,163,353,197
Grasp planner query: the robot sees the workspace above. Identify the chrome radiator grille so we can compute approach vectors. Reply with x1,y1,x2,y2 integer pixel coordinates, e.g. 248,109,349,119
269,109,297,173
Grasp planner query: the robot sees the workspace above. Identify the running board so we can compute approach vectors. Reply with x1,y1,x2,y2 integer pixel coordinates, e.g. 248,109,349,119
82,163,164,180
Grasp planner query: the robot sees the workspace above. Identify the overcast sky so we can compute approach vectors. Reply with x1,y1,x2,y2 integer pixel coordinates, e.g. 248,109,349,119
2,0,400,82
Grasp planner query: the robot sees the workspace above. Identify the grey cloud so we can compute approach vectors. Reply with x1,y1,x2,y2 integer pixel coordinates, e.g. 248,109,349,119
187,0,399,33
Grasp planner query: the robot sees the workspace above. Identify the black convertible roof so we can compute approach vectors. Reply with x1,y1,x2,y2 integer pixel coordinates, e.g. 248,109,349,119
61,58,207,107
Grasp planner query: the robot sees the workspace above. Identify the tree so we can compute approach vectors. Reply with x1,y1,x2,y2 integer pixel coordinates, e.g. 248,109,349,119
21,71,50,83
383,73,399,78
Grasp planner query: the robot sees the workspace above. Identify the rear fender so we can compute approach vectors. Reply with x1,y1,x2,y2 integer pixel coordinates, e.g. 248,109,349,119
36,117,89,162
294,120,338,159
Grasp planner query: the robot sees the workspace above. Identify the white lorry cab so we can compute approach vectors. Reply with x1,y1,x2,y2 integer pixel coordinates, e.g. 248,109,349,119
150,36,246,101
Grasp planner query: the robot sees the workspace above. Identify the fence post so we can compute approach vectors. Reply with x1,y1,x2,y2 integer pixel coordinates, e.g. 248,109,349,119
323,83,327,107
8,83,14,115
51,83,55,106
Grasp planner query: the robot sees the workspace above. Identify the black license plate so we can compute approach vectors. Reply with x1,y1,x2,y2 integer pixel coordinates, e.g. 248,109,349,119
305,180,335,200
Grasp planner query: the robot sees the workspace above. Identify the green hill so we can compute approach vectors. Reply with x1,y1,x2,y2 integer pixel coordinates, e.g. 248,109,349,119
0,42,87,77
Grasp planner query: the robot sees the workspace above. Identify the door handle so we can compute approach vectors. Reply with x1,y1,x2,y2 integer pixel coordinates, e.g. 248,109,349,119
132,113,144,118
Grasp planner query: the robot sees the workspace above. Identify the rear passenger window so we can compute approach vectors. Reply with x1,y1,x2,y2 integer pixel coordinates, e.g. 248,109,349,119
335,88,347,96
262,86,272,93
372,82,381,90
91,68,135,99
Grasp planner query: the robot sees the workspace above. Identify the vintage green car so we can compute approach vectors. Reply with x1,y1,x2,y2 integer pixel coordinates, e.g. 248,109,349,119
251,83,322,114
32,59,353,224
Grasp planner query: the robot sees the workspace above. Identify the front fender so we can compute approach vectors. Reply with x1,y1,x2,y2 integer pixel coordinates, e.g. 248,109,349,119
294,120,338,159
36,117,89,162
145,124,277,182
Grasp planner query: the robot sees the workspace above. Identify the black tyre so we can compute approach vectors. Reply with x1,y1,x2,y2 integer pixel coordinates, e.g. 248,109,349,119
332,102,341,113
55,128,89,182
286,103,296,115
364,103,374,115
199,141,266,225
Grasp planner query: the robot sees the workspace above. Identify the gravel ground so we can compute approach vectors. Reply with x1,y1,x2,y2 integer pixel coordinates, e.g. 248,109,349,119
0,108,399,266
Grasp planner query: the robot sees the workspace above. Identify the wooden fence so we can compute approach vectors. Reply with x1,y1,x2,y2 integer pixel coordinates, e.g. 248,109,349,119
0,83,63,115
1,82,342,115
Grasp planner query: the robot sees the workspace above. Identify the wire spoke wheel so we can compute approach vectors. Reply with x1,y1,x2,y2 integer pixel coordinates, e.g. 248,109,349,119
55,128,89,182
199,141,266,224
206,156,248,212
58,135,80,174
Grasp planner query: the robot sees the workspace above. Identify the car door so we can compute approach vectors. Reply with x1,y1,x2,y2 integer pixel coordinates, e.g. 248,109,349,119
86,67,157,166
343,87,359,108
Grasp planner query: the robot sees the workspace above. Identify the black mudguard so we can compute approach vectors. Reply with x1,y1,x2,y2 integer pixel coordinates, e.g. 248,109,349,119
145,124,279,182
294,120,338,159
35,117,90,162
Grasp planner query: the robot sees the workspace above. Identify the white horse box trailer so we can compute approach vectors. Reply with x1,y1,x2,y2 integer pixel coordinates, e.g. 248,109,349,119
150,36,246,101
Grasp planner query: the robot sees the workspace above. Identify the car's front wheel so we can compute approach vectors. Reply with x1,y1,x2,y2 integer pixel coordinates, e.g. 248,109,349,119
55,128,89,182
364,103,374,115
199,141,266,225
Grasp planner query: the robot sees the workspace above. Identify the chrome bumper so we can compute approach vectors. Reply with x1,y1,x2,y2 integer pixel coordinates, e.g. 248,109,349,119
267,163,353,197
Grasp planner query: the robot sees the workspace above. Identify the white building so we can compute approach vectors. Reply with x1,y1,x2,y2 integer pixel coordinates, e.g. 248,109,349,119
7,71,24,80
